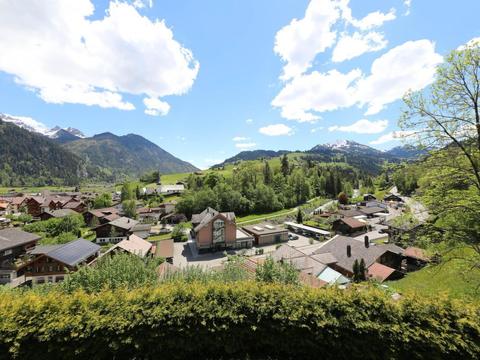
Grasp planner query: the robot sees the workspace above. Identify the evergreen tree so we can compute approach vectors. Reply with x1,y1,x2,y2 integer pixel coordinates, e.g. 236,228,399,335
296,209,303,224
263,161,273,185
281,154,290,177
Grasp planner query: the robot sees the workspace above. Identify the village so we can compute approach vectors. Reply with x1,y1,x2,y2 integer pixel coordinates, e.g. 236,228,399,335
0,178,430,290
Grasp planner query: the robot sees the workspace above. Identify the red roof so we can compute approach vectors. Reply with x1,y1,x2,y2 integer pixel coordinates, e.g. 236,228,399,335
299,272,328,288
367,263,396,282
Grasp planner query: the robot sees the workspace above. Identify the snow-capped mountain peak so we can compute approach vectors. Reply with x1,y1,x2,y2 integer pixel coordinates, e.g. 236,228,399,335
0,113,85,139
0,113,51,135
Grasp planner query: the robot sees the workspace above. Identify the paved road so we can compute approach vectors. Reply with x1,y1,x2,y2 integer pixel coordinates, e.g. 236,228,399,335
389,187,429,223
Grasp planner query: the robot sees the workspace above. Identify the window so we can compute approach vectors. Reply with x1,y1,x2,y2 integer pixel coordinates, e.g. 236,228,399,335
0,274,10,279
3,249,12,256
213,219,225,244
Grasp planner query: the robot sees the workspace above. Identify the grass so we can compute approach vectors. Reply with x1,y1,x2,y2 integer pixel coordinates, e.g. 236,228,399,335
236,208,297,224
149,233,173,241
387,246,480,301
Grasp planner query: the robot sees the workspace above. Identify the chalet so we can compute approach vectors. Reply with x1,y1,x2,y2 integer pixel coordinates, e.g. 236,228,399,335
384,194,403,202
21,239,101,284
95,234,153,261
242,223,288,246
158,184,185,195
363,194,376,201
24,197,45,217
83,207,120,227
161,213,187,225
0,201,12,216
332,217,368,235
62,200,87,213
39,208,78,221
337,208,364,218
312,235,405,279
191,207,253,252
94,217,151,244
0,229,41,285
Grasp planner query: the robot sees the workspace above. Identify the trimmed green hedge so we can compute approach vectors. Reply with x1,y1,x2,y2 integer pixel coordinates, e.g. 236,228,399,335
0,282,479,359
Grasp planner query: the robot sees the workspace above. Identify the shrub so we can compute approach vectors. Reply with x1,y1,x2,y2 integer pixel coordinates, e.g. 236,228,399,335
0,284,478,359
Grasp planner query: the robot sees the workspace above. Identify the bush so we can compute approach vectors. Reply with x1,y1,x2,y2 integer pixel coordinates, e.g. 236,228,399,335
24,214,85,238
171,223,188,242
0,284,478,359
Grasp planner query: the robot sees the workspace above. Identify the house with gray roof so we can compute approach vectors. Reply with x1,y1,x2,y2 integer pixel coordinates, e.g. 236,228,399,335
191,207,253,252
20,238,101,284
0,229,41,284
94,217,152,244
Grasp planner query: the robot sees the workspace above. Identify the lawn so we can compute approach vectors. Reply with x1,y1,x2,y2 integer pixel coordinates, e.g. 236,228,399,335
149,233,173,241
236,208,297,224
387,246,480,301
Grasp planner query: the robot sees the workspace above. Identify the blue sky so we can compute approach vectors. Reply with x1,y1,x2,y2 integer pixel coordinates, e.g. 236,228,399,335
0,0,479,169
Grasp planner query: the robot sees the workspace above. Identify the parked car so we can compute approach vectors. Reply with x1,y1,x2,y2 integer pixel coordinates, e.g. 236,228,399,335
288,233,299,240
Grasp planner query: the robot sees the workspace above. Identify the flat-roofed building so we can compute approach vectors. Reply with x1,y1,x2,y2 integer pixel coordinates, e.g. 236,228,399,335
242,223,288,246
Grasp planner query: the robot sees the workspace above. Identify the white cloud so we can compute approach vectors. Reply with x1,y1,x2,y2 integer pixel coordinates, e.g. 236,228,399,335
246,118,254,124
0,0,199,113
328,119,388,134
235,142,257,149
345,8,396,30
369,130,414,145
132,0,153,9
143,97,170,116
232,136,248,142
274,0,341,80
404,0,412,15
332,31,387,62
272,69,361,122
356,40,443,115
273,40,442,121
259,124,294,136
310,126,324,133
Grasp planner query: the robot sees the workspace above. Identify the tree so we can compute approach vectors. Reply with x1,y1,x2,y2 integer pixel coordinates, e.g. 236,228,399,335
93,193,112,209
122,200,137,219
171,223,188,242
296,209,303,224
352,258,366,282
255,257,299,285
281,154,290,177
263,161,273,185
121,182,136,201
400,42,480,262
338,192,349,205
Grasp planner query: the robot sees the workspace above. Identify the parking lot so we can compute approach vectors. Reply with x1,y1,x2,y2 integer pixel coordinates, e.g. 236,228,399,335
172,232,325,269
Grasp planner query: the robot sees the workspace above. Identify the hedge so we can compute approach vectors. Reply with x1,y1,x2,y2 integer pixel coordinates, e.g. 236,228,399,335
0,282,478,359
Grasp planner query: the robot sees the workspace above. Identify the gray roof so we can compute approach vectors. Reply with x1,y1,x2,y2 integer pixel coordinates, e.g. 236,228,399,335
313,235,404,273
0,229,41,252
29,245,63,255
338,209,364,217
109,217,139,230
42,209,77,218
311,252,338,265
242,223,287,236
192,208,235,232
271,244,305,262
359,206,387,215
37,239,100,267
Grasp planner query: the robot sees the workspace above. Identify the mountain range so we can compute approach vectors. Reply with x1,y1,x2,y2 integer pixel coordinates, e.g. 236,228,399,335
0,114,199,185
215,140,427,174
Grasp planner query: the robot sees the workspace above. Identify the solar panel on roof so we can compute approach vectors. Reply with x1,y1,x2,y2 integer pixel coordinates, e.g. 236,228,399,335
265,225,275,230
253,226,263,231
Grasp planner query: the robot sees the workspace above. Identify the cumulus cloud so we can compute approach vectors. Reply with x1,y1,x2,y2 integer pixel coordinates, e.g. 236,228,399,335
274,0,398,79
0,0,199,114
259,124,294,136
404,0,412,15
329,119,388,134
143,97,170,116
273,40,442,121
369,130,414,145
274,0,341,80
272,69,361,122
332,31,387,63
342,7,396,30
356,40,443,115
235,142,257,149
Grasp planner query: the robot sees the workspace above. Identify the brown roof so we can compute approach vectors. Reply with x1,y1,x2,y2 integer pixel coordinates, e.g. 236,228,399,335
404,247,429,262
156,239,174,259
299,272,328,288
368,263,396,282
336,217,367,229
